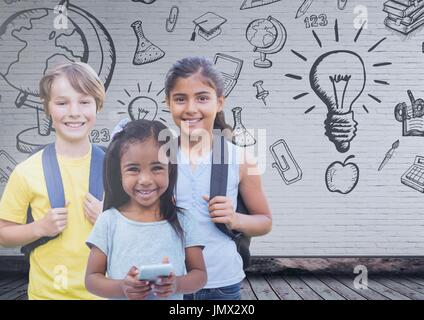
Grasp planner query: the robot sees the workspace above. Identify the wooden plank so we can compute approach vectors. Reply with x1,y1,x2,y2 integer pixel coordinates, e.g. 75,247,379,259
396,276,424,294
0,283,28,300
314,273,367,300
365,277,411,300
372,276,424,300
403,276,424,287
299,274,345,300
0,276,20,288
265,274,302,300
247,274,279,300
282,274,323,300
240,278,257,300
334,275,389,300
0,276,25,294
0,278,28,299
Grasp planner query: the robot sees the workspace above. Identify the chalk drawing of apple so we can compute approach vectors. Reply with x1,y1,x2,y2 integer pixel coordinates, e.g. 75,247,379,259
325,155,359,194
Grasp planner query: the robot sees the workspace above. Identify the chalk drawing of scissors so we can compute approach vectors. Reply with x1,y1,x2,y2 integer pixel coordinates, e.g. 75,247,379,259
166,6,179,32
270,139,303,185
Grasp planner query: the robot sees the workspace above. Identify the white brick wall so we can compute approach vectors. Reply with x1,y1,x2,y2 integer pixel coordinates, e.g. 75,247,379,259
1,0,424,256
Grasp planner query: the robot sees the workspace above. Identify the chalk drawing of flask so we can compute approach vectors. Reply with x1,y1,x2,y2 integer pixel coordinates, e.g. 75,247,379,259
131,20,165,65
231,107,256,147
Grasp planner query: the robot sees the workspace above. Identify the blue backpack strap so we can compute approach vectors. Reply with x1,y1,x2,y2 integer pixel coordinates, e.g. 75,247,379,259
210,134,228,201
210,135,241,240
21,143,62,257
89,145,105,201
210,135,251,269
43,143,66,208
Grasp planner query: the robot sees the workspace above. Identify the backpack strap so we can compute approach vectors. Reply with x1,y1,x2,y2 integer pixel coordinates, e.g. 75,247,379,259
43,143,66,208
89,145,105,201
210,135,242,240
21,144,105,258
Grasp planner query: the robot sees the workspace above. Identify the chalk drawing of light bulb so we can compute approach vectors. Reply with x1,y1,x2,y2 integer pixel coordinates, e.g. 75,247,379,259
309,50,366,153
117,82,169,123
128,96,157,121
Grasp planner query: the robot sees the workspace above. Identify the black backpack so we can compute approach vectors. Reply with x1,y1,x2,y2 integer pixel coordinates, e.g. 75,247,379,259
21,143,105,259
209,135,251,269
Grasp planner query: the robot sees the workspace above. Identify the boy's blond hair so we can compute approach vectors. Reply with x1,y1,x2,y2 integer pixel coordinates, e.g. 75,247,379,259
39,62,105,116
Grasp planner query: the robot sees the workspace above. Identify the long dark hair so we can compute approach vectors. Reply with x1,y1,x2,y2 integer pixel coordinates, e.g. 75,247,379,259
164,56,232,133
103,119,184,239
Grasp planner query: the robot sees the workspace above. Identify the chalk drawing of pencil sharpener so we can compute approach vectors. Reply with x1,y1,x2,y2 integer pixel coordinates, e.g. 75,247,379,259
270,139,302,185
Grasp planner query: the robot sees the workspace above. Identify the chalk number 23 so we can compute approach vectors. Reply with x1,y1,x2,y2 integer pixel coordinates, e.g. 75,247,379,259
90,129,110,143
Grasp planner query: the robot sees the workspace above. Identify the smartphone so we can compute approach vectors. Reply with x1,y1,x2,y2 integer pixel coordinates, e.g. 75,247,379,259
138,263,174,281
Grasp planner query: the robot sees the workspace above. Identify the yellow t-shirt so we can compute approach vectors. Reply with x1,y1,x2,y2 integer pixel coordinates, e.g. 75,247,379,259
0,146,101,300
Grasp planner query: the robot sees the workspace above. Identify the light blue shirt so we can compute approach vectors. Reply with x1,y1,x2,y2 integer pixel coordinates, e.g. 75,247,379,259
86,207,204,300
175,140,245,288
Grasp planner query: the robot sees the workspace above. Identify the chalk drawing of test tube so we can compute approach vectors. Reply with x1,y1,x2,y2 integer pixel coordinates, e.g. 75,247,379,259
269,139,303,185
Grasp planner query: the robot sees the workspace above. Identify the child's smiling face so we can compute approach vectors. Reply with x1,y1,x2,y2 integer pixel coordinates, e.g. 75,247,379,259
120,138,169,213
167,72,224,138
48,76,97,143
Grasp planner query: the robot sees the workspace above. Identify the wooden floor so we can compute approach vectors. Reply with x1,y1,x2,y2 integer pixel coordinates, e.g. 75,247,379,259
2,271,424,300
0,273,28,300
241,271,424,300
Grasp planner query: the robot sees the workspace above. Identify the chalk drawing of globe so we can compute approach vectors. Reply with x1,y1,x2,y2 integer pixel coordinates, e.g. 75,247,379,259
0,0,115,107
246,19,277,49
0,0,116,153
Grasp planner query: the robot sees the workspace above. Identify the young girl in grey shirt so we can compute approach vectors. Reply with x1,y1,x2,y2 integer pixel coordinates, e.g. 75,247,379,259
85,120,207,300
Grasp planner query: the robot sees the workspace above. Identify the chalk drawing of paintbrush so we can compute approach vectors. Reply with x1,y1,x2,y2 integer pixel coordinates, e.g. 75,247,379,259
378,140,400,171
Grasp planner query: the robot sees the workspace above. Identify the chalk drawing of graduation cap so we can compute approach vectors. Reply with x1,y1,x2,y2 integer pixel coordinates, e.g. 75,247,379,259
191,12,227,41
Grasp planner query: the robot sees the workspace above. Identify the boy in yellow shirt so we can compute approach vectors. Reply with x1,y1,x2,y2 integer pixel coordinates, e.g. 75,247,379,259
0,62,105,299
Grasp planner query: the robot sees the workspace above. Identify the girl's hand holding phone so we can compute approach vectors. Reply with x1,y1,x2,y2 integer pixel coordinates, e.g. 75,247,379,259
151,272,177,298
150,256,177,298
121,266,151,300
203,195,239,230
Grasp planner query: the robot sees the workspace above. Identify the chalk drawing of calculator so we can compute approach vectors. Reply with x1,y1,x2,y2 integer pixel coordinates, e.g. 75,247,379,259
269,139,302,185
401,156,424,193
213,53,243,98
